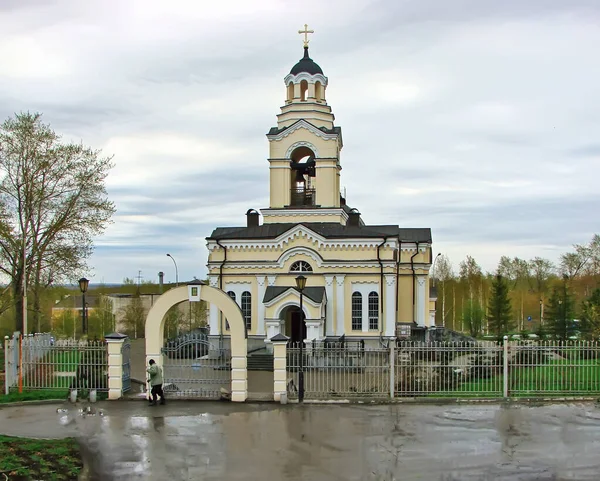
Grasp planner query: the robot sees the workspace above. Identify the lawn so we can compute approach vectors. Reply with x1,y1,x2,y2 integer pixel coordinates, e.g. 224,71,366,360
509,358,600,396
431,358,600,398
0,435,82,480
0,390,68,404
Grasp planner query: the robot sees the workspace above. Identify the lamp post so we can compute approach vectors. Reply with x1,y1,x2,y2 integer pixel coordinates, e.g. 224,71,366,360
166,253,179,286
295,274,307,403
78,277,89,336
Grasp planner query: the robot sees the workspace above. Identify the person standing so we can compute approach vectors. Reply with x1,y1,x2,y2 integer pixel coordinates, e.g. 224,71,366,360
146,359,166,405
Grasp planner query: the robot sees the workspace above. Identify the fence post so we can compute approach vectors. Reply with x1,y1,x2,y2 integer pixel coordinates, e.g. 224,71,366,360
105,333,127,400
3,336,8,395
271,334,289,402
389,342,395,399
503,335,509,398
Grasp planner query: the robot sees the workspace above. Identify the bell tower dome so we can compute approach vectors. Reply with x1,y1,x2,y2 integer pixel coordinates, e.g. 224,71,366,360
263,26,345,225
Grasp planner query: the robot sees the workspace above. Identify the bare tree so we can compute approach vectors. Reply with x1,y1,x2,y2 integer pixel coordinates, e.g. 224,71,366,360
0,112,115,332
433,254,454,328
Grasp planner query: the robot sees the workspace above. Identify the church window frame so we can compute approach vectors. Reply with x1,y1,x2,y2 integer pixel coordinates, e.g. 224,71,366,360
368,292,379,331
225,291,236,331
241,291,252,330
351,292,362,331
290,260,313,273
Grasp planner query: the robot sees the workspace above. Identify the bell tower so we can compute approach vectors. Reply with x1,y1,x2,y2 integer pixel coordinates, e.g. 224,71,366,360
263,25,345,225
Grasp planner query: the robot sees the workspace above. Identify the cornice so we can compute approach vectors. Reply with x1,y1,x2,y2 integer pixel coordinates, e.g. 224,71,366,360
260,208,348,221
207,225,403,252
266,119,339,142
283,72,328,85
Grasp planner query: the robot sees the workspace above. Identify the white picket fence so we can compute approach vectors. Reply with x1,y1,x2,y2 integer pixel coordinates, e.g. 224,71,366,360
286,339,600,400
4,332,109,395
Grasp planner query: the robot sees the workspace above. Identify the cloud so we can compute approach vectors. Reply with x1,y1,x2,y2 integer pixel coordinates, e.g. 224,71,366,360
0,0,599,282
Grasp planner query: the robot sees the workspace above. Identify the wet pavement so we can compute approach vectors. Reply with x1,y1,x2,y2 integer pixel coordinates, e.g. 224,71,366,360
1,401,600,480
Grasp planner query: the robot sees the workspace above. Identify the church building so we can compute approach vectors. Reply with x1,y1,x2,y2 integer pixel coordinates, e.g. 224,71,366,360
206,28,436,350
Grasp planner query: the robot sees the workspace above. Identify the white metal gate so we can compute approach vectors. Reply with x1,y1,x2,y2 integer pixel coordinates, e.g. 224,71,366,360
161,330,231,399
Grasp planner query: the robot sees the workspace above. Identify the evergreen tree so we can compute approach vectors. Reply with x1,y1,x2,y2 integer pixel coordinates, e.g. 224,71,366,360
544,281,576,340
487,274,513,337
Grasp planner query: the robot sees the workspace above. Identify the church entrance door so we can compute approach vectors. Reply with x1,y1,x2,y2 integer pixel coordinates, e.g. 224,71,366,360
290,308,307,344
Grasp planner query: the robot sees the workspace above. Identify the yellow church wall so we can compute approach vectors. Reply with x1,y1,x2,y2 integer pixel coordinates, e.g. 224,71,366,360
315,162,339,207
269,129,340,159
269,159,291,209
397,275,414,324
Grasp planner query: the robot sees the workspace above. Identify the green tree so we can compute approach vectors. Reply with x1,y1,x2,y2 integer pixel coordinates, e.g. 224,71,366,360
0,112,115,333
544,280,576,340
120,296,146,339
462,299,485,337
580,288,600,339
87,295,114,338
487,274,513,337
164,304,185,339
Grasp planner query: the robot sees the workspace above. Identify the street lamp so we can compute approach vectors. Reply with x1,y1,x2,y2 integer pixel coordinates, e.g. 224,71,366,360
78,277,89,336
166,253,179,287
295,274,307,403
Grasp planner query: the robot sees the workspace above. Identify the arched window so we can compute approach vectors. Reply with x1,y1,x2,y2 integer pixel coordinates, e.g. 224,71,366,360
241,291,252,330
225,291,236,331
287,82,294,102
290,261,313,272
352,292,362,331
315,81,322,101
368,292,379,330
300,80,308,101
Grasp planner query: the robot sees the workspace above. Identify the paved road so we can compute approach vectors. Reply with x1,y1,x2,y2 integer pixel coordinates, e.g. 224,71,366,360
2,401,600,480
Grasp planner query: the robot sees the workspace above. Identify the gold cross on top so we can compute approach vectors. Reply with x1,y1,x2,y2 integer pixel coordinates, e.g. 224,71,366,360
298,24,314,47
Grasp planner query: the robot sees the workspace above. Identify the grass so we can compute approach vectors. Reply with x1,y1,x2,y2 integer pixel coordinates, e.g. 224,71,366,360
425,358,600,398
509,358,600,396
0,390,68,404
0,435,82,480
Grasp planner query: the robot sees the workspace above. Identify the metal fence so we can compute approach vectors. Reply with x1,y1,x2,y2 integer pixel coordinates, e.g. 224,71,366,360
287,342,390,399
508,341,600,397
285,339,600,400
4,333,109,395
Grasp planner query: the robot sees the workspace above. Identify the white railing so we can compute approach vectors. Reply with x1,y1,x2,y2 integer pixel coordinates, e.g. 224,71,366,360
508,340,600,397
4,333,109,395
287,343,390,399
285,339,600,400
394,341,504,398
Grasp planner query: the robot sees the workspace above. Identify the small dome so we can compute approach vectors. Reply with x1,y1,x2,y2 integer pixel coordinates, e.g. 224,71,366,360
290,47,323,75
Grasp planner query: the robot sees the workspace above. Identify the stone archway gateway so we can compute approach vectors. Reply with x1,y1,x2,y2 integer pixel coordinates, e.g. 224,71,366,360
145,283,248,402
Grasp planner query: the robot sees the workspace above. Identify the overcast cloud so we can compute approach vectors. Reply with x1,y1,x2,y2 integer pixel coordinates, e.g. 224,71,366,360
1,0,598,284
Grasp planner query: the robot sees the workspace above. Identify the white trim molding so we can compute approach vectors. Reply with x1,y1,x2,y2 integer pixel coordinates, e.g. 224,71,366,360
260,208,349,222
277,247,323,269
285,141,319,158
266,120,339,142
351,283,380,333
284,72,328,86
207,224,401,252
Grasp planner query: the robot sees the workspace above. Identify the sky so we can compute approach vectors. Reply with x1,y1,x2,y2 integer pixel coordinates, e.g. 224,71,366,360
1,0,599,285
